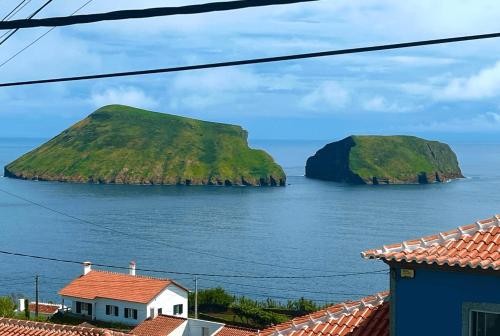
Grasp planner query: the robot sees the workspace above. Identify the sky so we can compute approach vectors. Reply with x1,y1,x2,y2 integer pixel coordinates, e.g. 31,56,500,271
1,0,500,142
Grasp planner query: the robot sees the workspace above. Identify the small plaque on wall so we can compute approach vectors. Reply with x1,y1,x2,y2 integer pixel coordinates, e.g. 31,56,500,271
400,268,415,278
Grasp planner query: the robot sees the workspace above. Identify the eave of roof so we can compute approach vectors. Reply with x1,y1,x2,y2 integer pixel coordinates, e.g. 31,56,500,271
362,215,500,271
215,325,256,336
131,315,187,336
257,292,389,336
0,317,130,336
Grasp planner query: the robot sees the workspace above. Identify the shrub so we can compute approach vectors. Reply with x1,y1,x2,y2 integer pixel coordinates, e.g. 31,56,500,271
0,296,15,318
189,287,235,313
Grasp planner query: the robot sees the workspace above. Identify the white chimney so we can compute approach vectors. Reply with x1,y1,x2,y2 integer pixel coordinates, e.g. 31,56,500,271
129,261,136,276
18,299,25,312
83,261,92,275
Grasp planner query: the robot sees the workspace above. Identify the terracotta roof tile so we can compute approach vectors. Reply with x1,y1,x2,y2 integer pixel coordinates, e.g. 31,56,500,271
59,270,187,304
131,315,187,336
29,303,60,314
257,292,389,336
0,317,129,336
362,215,500,270
216,325,256,336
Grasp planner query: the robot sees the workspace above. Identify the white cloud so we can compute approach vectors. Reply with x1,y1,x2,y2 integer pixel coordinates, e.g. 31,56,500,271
172,68,261,93
387,56,458,66
300,81,350,111
168,68,260,110
4,0,500,136
90,87,159,109
439,61,500,100
168,68,300,110
362,96,414,113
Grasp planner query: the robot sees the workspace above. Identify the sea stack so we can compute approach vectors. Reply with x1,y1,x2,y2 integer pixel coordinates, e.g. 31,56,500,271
4,105,286,186
305,135,463,184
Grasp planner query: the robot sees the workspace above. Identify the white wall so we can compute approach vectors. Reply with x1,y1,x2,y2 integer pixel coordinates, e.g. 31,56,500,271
65,297,95,319
147,284,189,319
95,298,148,325
170,320,189,336
63,296,146,326
183,319,224,336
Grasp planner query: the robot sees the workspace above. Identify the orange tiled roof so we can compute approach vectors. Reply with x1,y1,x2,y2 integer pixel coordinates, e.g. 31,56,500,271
362,215,500,270
0,317,129,336
59,270,187,304
216,325,256,336
257,292,389,336
29,302,60,314
131,315,186,336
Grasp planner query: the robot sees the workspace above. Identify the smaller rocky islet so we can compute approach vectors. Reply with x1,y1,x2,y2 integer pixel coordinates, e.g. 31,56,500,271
305,135,463,185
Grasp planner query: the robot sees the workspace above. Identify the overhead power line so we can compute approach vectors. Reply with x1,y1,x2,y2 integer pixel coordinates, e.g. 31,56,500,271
199,277,374,297
0,0,94,69
0,249,388,279
37,274,375,297
0,0,318,30
197,287,338,302
1,32,499,87
0,187,348,273
0,0,55,46
2,0,31,22
0,0,32,40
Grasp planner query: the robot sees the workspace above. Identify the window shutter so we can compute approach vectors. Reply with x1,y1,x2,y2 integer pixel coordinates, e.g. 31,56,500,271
125,308,129,318
76,302,81,314
179,304,183,315
88,303,93,316
133,309,138,319
106,305,110,315
115,306,119,316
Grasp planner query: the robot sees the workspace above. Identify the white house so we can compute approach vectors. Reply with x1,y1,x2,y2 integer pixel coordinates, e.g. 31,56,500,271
59,261,189,326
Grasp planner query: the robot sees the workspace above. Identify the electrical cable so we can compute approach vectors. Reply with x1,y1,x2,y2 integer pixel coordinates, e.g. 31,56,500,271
0,0,94,69
0,249,388,279
0,0,32,40
0,0,318,30
1,0,30,21
198,277,375,297
0,0,54,46
0,187,367,274
1,32,499,87
197,287,335,302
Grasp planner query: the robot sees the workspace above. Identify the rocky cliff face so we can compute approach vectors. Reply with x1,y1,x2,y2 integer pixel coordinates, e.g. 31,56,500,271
306,135,463,185
4,105,286,187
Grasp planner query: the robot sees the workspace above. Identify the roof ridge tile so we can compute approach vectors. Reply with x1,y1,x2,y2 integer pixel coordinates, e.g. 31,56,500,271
362,215,500,271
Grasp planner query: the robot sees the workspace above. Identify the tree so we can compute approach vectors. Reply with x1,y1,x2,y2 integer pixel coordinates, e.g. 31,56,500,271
189,287,235,313
230,299,288,328
287,297,318,313
0,296,15,318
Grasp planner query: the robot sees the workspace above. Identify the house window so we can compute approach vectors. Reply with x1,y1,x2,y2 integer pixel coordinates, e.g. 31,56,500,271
76,302,92,316
158,308,162,315
124,308,138,320
470,311,500,336
106,305,119,316
173,304,183,315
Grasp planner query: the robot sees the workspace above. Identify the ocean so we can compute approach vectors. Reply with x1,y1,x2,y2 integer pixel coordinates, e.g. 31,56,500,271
1,137,500,305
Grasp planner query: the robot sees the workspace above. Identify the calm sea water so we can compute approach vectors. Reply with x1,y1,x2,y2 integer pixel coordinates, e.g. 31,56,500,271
1,137,500,305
